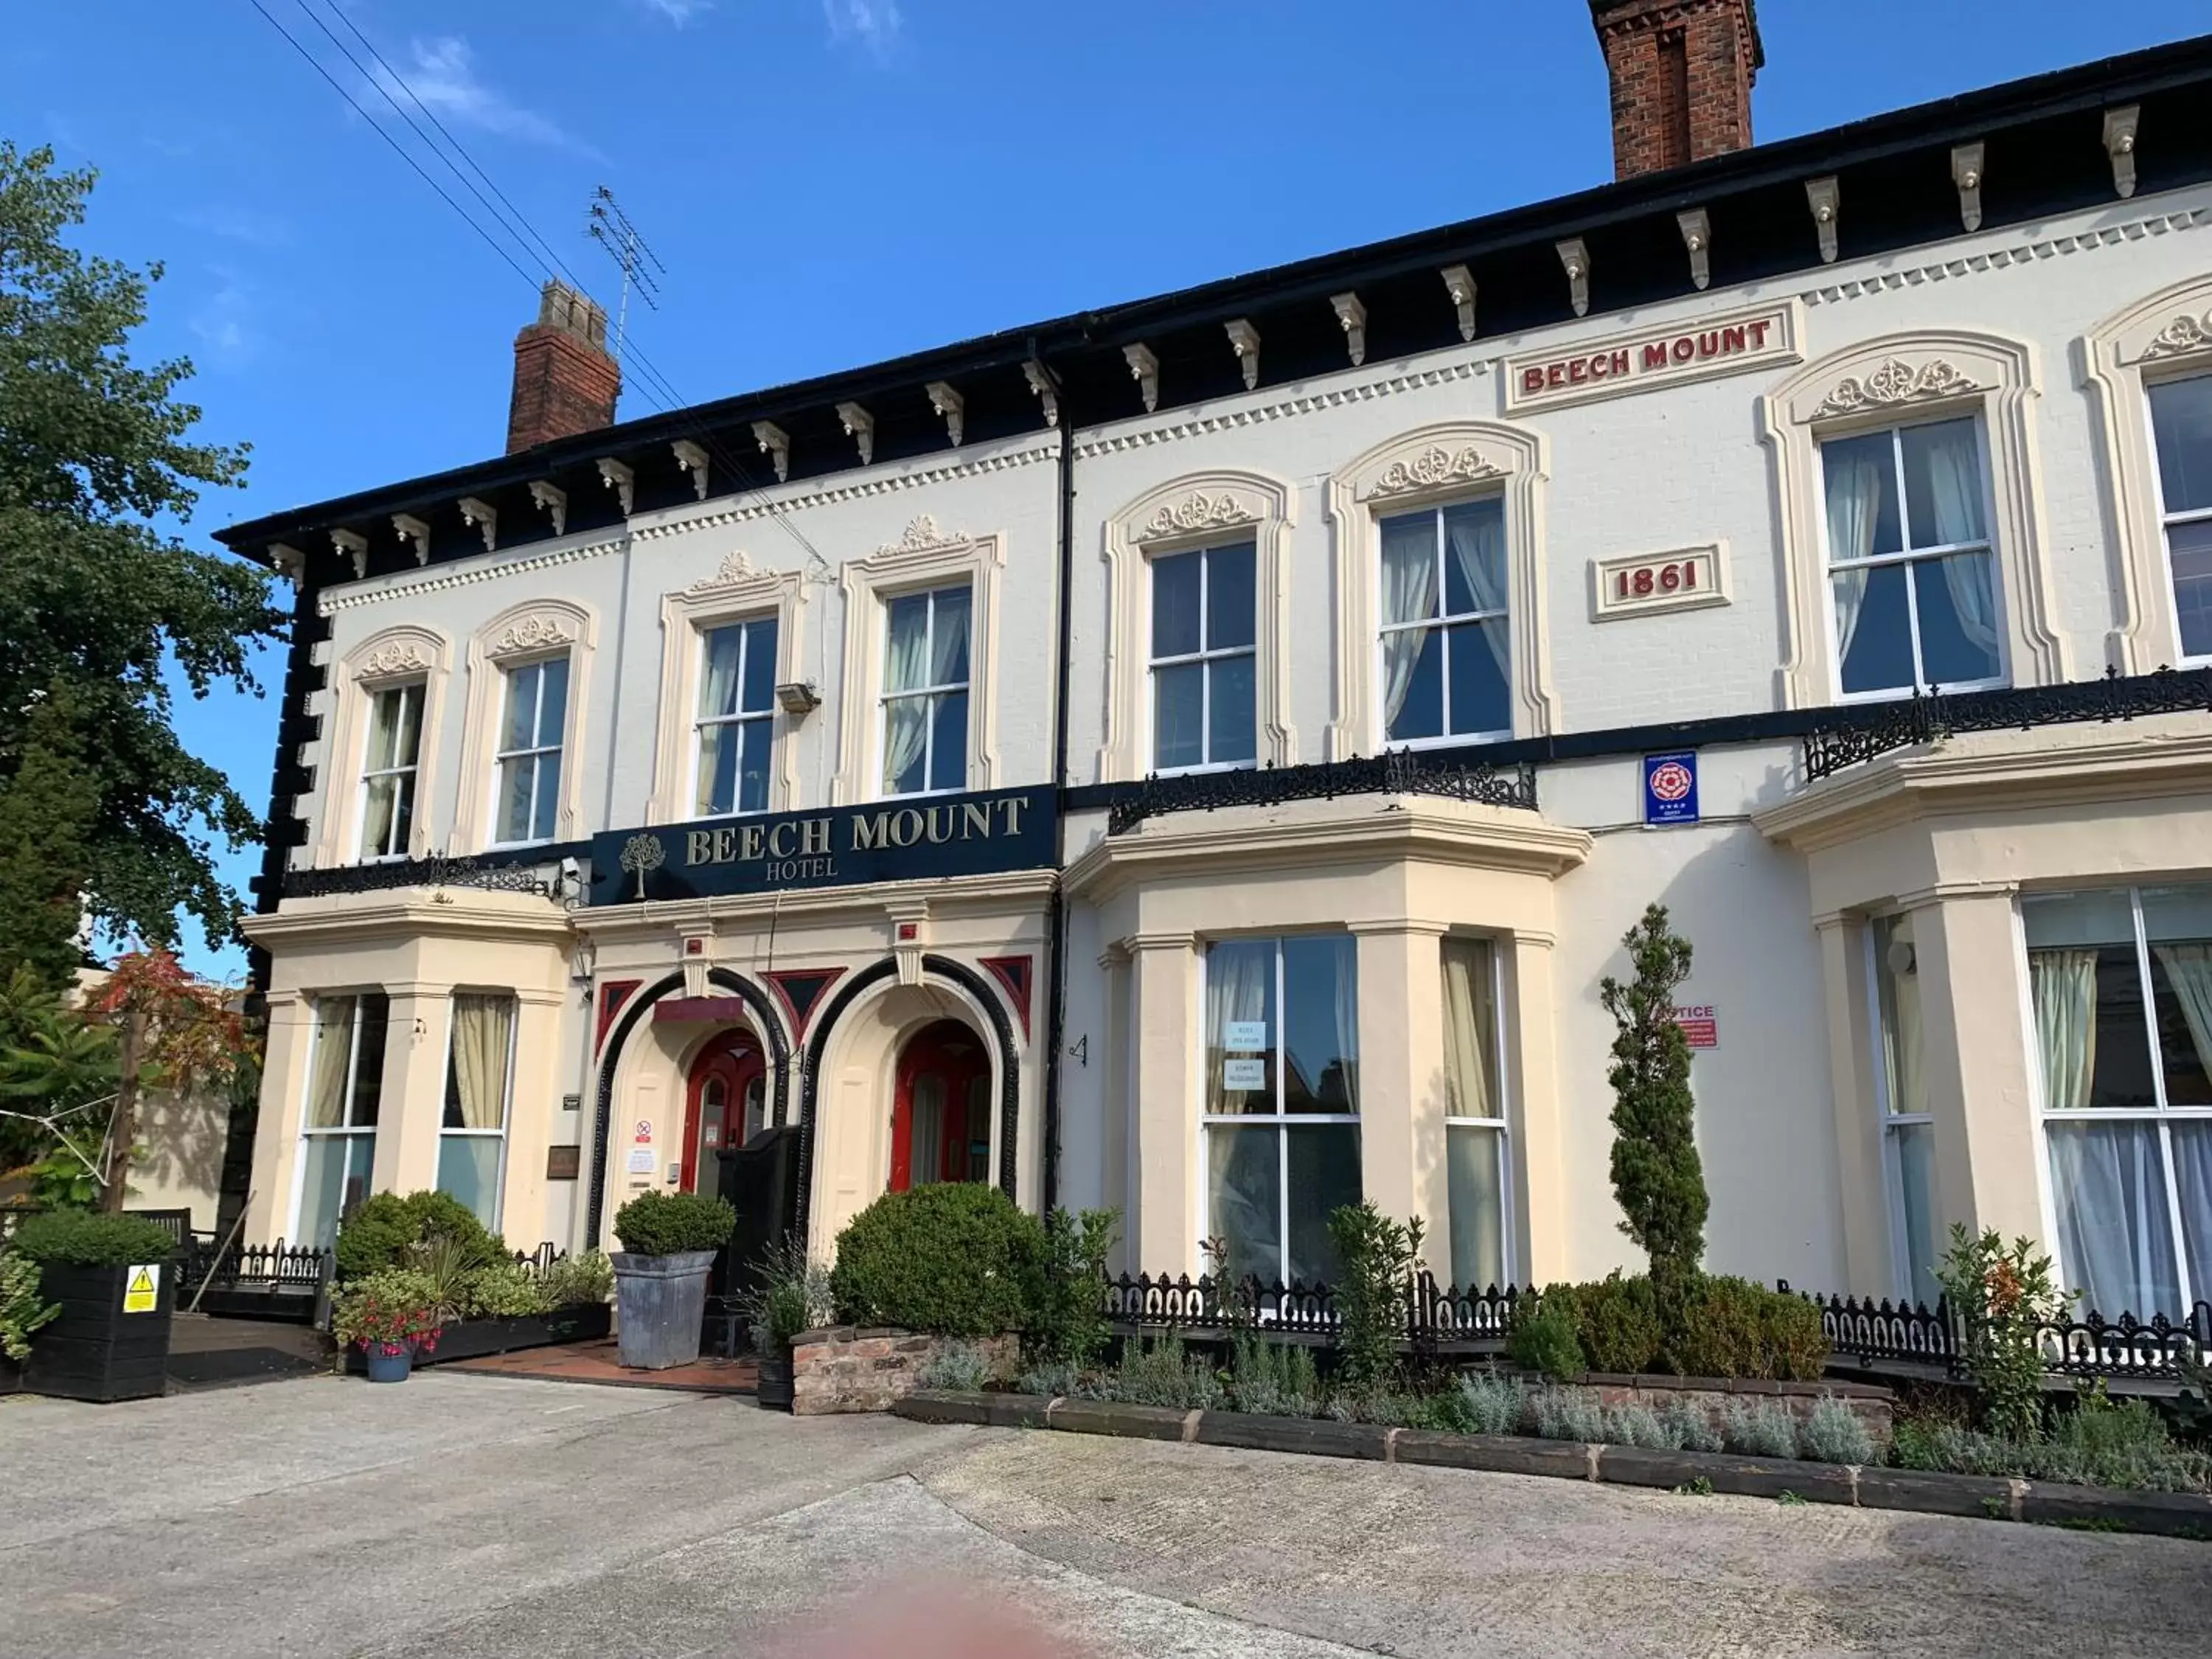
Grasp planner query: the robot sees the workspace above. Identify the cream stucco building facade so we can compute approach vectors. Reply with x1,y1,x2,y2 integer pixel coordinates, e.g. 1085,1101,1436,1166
219,21,2212,1328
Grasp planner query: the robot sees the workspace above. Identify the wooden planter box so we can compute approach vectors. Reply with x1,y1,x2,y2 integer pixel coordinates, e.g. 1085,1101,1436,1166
343,1302,611,1374
22,1260,175,1403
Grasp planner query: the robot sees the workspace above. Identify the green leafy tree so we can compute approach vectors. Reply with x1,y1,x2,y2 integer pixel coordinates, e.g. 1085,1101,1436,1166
0,142,284,977
1600,904,1708,1304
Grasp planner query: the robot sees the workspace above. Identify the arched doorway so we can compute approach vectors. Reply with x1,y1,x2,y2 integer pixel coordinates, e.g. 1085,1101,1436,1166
890,1018,992,1192
681,1029,766,1194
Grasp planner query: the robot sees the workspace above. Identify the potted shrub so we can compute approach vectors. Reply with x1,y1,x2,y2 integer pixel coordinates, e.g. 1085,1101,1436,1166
611,1192,735,1369
8,1211,178,1402
333,1268,443,1382
738,1236,832,1411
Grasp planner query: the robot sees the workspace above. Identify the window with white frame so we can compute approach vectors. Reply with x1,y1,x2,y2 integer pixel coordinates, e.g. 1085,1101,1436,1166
1202,936,1361,1285
437,992,515,1229
1819,417,2004,698
695,617,778,815
2149,372,2212,663
1379,498,1511,745
1441,936,1512,1292
1869,913,1941,1307
2024,885,2212,1321
298,992,389,1248
881,584,970,796
493,655,568,845
358,682,425,860
1150,541,1256,773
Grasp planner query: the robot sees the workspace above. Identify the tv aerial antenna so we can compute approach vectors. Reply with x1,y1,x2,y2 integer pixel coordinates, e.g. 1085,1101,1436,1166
587,185,666,363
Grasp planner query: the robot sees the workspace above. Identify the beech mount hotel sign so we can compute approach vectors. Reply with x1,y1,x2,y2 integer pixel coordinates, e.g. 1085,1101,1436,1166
1502,299,1804,414
587,786,1056,906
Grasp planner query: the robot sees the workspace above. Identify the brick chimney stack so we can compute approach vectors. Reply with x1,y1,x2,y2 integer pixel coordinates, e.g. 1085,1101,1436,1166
1591,0,1764,180
505,280,622,453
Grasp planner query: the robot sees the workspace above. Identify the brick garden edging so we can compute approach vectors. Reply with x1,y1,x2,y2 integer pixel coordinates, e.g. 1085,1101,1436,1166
891,1391,2212,1541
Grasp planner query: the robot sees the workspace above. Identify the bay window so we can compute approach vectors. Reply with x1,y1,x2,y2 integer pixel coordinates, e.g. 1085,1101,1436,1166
1820,417,2003,698
437,993,515,1229
1150,541,1256,772
2025,885,2212,1320
2149,372,2212,662
1379,497,1510,745
1202,936,1360,1286
298,992,389,1248
1869,913,1941,1306
493,655,568,844
695,617,777,816
359,682,425,860
881,584,970,796
1441,937,1512,1292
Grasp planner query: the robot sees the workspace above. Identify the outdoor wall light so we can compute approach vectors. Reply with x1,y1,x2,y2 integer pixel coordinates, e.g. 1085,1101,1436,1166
776,681,821,715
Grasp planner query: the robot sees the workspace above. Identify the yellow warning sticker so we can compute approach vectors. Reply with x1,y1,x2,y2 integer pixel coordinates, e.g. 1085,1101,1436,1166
123,1264,160,1315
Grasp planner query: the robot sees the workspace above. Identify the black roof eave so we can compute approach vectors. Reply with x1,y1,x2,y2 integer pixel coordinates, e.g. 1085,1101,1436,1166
215,29,2212,560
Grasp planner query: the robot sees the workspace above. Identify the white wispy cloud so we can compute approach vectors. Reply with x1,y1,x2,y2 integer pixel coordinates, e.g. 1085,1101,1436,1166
188,268,259,366
177,205,293,250
822,0,902,59
369,35,598,157
635,0,712,22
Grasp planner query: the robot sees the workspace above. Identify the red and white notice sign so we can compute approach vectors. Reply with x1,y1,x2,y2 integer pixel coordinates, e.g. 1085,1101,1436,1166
1671,1004,1719,1049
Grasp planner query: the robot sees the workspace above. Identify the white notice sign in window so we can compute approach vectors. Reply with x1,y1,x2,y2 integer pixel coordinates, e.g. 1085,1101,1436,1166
1223,1020,1268,1052
1222,1057,1267,1091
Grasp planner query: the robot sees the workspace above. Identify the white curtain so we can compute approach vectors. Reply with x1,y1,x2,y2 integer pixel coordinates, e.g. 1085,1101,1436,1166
930,588,971,688
449,995,514,1132
1206,942,1273,1112
699,626,742,717
880,600,931,790
1329,936,1360,1115
1824,449,1885,664
1379,516,1437,730
2029,948,2099,1110
1444,505,1511,677
2173,1123,2212,1312
2048,1121,2177,1318
2153,945,2212,1082
1441,939,1496,1120
1920,424,2001,661
308,999,355,1130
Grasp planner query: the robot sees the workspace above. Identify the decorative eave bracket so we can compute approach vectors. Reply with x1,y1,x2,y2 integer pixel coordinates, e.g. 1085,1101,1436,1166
672,439,709,501
1952,143,1985,233
1677,210,1711,291
597,457,635,516
1225,319,1260,391
1556,239,1590,317
330,528,369,581
1023,361,1060,428
391,514,431,566
1330,291,1367,367
459,497,498,553
1123,343,1159,413
926,380,964,447
269,542,307,584
1441,265,1476,343
2104,105,2140,199
1806,175,1840,264
835,402,874,466
529,480,568,537
752,421,790,484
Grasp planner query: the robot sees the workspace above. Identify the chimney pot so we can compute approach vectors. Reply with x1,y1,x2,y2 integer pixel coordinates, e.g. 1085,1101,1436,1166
506,279,622,453
1590,0,1763,181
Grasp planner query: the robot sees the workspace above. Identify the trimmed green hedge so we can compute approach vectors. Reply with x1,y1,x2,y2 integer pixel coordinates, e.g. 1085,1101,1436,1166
10,1210,179,1268
1509,1271,1826,1382
612,1191,735,1256
335,1190,498,1281
830,1183,1043,1338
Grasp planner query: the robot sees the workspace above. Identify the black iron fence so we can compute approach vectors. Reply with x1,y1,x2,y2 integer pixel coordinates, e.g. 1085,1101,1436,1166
1107,1268,2212,1383
1787,1282,2212,1381
173,1238,566,1326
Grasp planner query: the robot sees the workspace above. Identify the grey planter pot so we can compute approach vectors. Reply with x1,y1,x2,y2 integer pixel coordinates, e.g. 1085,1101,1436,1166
611,1251,717,1369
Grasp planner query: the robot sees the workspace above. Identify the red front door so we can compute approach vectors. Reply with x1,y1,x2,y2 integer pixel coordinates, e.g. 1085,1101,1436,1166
681,1030,765,1194
889,1020,991,1192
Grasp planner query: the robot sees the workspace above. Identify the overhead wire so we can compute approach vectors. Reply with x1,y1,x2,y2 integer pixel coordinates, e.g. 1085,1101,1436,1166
248,0,839,570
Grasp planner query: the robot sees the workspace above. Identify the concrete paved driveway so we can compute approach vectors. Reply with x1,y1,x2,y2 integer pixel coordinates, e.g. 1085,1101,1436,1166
1,1371,2199,1658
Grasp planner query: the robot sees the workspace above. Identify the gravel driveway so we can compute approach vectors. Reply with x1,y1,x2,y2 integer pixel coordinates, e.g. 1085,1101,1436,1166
0,1372,2198,1658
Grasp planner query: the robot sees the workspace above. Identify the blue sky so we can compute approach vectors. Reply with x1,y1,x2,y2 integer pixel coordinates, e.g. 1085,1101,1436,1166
12,1,2208,977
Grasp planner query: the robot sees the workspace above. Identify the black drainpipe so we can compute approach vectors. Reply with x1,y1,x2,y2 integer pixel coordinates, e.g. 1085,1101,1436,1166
1034,336,1079,1217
